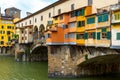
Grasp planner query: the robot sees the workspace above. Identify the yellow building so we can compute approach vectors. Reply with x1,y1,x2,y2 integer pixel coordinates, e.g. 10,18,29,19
96,9,110,47
85,13,96,46
76,6,92,45
0,16,15,53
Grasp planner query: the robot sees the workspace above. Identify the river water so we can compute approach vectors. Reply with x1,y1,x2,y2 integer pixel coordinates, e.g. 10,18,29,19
0,56,119,80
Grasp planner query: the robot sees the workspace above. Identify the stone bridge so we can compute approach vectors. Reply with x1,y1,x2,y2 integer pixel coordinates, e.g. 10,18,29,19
30,39,48,61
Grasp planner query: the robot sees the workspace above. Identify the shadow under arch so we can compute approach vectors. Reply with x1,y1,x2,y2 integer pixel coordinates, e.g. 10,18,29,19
30,46,48,61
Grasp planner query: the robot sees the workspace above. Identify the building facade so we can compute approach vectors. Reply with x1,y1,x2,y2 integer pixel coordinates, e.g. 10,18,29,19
0,16,15,54
14,0,120,77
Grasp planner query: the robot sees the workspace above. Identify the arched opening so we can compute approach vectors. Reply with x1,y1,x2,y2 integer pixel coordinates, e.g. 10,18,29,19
39,24,45,39
33,26,38,40
30,46,48,61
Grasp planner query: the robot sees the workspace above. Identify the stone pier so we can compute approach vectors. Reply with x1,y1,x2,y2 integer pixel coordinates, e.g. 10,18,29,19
48,46,119,77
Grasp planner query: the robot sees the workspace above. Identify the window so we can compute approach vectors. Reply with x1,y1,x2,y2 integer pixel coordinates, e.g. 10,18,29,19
117,33,120,40
77,21,85,27
70,22,75,28
71,4,74,11
45,33,51,38
29,20,31,24
1,36,4,39
8,36,11,41
65,34,69,39
71,11,76,17
41,16,43,21
88,0,93,6
60,15,63,20
76,9,85,16
48,21,53,25
76,34,84,39
58,9,61,15
25,22,27,25
7,26,9,29
88,33,93,38
2,26,4,29
7,31,10,35
69,33,75,38
21,23,23,27
1,41,4,45
98,14,109,22
115,14,120,20
49,13,51,18
102,33,107,39
35,18,37,23
48,34,51,38
62,24,68,29
87,17,95,24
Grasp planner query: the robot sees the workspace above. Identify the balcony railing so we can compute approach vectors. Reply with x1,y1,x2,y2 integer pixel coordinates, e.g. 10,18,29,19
110,3,120,11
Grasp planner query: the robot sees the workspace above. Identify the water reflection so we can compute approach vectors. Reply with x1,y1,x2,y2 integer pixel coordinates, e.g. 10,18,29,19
0,56,48,80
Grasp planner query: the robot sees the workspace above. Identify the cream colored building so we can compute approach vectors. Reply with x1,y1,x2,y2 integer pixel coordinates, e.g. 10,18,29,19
15,0,119,44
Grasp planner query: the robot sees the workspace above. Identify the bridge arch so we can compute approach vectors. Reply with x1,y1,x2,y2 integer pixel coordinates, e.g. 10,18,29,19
30,44,48,61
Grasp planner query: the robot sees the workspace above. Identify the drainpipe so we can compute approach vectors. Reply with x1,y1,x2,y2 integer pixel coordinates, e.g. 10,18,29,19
109,7,112,48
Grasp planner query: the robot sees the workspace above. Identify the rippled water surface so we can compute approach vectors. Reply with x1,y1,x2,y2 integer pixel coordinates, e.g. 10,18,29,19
0,56,48,80
0,56,120,80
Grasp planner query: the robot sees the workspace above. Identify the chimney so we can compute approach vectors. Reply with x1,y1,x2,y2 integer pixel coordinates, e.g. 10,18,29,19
26,12,32,16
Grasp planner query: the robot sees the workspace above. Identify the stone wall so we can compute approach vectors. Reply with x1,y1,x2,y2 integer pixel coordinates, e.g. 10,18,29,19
48,46,120,77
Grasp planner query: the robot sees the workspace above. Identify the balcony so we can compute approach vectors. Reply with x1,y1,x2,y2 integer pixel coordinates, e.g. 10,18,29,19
110,3,120,11
49,27,57,32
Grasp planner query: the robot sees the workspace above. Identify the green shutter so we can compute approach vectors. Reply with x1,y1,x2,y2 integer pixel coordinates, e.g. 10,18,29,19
107,31,111,40
92,17,95,23
102,28,106,32
84,32,88,39
103,14,108,22
77,21,81,27
98,15,102,22
75,11,78,16
117,33,120,40
87,18,89,24
82,9,85,16
97,32,101,40
76,34,79,39
93,32,96,39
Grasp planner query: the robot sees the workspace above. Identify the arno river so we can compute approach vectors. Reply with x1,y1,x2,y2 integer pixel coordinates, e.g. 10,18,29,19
0,56,119,80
